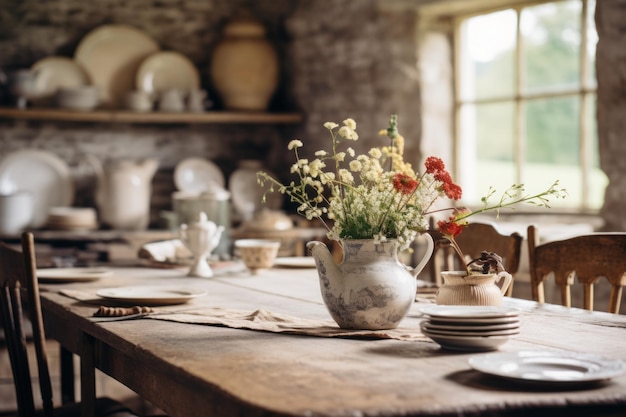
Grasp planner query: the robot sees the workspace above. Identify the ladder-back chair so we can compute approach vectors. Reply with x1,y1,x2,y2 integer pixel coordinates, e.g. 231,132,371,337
527,225,626,313
0,232,139,417
430,221,523,296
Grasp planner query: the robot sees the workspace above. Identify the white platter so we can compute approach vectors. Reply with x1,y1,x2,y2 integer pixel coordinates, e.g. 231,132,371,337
136,51,200,95
75,24,159,108
421,328,513,351
469,351,626,385
37,268,112,283
31,56,91,100
174,158,225,192
96,286,207,306
273,257,317,268
0,150,74,228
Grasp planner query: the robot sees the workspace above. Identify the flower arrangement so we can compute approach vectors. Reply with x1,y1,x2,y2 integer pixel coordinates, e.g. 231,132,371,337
257,115,567,273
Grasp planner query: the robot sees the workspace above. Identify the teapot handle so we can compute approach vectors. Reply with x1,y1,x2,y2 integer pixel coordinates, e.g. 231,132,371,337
496,271,513,295
410,233,434,279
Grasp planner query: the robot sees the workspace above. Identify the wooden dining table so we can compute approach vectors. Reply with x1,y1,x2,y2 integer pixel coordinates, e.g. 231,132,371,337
38,263,626,417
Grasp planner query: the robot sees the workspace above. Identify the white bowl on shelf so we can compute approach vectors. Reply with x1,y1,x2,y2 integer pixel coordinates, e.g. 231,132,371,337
56,86,100,111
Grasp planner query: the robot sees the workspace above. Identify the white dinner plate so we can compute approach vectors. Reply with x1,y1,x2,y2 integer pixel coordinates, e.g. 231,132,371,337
469,351,626,385
421,328,513,351
421,320,520,332
174,158,225,192
420,321,520,337
31,56,91,100
0,150,74,228
96,286,207,306
420,305,519,324
75,24,159,108
136,51,200,95
37,268,112,283
273,257,317,268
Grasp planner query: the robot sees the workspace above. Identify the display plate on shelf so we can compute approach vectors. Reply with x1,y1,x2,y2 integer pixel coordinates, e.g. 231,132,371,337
75,24,159,108
174,157,225,192
31,56,91,100
0,150,74,228
136,51,200,95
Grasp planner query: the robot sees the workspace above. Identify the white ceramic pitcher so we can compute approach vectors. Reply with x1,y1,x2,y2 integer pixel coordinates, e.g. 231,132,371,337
88,156,158,230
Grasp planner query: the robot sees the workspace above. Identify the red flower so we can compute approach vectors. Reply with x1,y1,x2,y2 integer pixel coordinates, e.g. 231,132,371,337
425,158,463,200
392,173,418,195
437,218,466,238
443,182,463,200
425,156,445,174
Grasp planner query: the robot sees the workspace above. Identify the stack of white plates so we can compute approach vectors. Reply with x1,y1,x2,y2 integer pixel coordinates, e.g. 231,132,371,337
419,305,520,351
46,207,98,230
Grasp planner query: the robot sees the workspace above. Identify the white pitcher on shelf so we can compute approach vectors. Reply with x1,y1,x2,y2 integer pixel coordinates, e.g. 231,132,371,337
179,212,224,277
87,156,158,230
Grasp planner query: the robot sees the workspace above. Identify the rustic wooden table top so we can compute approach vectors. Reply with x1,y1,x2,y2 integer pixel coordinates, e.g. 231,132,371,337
39,265,626,417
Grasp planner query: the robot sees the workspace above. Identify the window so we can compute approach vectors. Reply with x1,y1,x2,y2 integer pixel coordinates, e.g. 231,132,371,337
455,0,603,210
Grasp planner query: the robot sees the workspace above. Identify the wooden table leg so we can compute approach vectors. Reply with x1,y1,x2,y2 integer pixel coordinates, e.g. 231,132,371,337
60,346,75,404
80,333,95,417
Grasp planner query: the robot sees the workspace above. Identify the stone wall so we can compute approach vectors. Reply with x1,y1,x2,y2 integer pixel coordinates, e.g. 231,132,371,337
0,0,421,224
596,0,626,231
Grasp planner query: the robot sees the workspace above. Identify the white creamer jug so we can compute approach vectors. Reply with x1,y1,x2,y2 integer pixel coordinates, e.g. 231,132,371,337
88,156,158,230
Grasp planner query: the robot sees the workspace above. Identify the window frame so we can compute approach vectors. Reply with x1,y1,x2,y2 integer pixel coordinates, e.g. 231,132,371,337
452,0,598,212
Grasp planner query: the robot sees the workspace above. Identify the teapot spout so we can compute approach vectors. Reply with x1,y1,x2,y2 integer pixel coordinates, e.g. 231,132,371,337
306,240,343,289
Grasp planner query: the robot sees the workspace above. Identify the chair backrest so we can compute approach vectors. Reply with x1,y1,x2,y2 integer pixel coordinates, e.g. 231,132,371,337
429,221,523,296
527,225,626,313
0,232,54,417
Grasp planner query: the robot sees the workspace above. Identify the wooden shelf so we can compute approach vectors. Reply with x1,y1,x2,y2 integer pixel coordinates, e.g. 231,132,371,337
0,107,303,124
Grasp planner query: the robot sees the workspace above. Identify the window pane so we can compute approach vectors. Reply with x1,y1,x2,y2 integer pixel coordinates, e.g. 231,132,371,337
459,10,516,101
586,0,598,88
524,96,580,207
521,1,581,93
587,96,607,209
459,102,516,204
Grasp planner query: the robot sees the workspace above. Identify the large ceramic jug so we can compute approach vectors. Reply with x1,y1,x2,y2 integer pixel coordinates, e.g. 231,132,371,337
210,13,279,111
307,236,434,330
88,156,158,230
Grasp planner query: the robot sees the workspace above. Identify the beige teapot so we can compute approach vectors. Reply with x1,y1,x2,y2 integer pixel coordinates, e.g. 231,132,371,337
436,271,513,306
88,156,158,230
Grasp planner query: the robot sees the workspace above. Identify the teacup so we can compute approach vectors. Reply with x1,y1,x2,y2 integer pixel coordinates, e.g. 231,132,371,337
0,191,33,234
125,90,153,112
234,239,280,275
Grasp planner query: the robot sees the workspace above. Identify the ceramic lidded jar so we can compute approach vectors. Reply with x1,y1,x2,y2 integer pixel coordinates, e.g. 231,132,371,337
210,13,279,111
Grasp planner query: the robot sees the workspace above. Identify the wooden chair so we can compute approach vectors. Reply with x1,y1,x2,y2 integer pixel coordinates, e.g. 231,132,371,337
527,225,626,313
429,221,523,296
0,232,140,417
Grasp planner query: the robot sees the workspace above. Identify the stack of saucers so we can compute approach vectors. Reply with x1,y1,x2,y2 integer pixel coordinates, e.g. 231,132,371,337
419,305,520,352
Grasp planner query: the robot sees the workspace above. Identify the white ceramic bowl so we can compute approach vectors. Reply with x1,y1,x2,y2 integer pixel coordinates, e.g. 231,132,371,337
56,86,99,110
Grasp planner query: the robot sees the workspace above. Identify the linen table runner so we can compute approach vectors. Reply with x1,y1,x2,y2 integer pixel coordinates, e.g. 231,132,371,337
60,289,431,342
